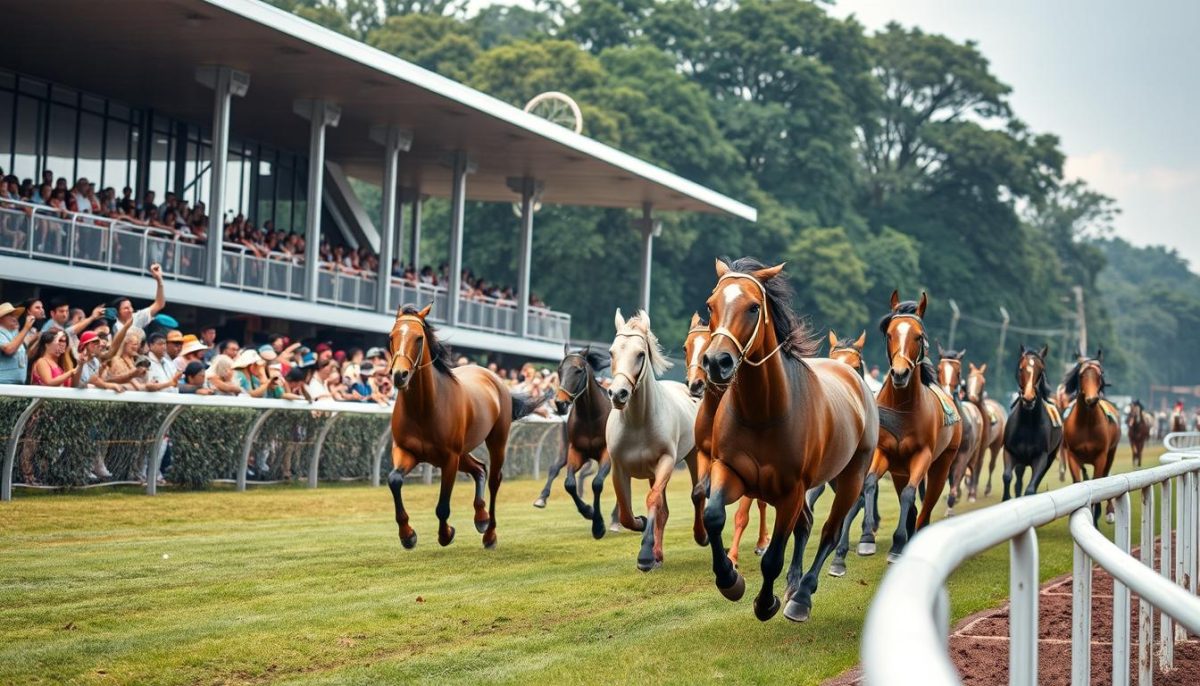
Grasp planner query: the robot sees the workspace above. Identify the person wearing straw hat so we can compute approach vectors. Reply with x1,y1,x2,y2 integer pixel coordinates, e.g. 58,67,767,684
0,302,34,384
232,348,281,399
164,330,185,365
174,335,208,373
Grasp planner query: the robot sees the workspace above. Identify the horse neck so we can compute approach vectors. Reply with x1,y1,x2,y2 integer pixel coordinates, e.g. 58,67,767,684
730,328,798,421
882,372,929,411
1072,397,1106,426
576,370,609,422
398,358,443,416
623,367,661,423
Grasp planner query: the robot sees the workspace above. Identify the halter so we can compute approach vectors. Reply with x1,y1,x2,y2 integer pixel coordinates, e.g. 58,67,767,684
887,313,928,370
556,352,592,402
708,272,786,376
612,330,652,394
685,325,710,376
390,314,435,372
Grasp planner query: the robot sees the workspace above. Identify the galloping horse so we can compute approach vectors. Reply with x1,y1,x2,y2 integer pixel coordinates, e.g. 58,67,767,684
701,258,880,623
607,309,702,571
860,292,961,562
1054,383,1072,481
964,362,1007,497
936,345,983,516
1061,350,1122,523
1002,345,1063,501
386,304,545,549
1171,404,1188,433
1126,399,1151,468
684,314,769,567
546,345,617,538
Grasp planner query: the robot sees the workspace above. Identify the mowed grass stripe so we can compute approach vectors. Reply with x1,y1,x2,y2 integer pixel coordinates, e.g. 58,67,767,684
0,445,1160,685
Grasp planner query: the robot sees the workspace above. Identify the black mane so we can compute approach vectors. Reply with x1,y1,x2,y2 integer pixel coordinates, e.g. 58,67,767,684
878,301,937,386
400,305,455,376
721,256,820,361
567,346,610,373
1062,357,1107,400
833,334,861,351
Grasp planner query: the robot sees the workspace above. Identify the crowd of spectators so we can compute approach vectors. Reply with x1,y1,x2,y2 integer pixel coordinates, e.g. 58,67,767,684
2,167,551,309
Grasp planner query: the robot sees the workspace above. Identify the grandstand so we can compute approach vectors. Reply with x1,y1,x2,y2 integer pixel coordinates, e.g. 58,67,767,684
0,0,755,360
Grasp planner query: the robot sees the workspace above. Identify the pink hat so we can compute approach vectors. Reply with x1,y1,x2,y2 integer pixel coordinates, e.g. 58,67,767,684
78,331,101,346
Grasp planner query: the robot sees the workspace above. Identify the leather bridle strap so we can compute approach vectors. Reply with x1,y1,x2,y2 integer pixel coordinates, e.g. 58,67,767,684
709,272,786,374
888,313,926,370
391,315,435,372
556,353,590,402
685,325,710,375
612,331,649,393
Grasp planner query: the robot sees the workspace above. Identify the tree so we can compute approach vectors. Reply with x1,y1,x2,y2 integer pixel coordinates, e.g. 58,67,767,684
786,227,870,334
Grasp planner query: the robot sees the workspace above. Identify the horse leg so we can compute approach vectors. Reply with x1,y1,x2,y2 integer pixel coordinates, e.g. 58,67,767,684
589,451,612,540
806,483,826,511
534,441,568,508
1101,445,1118,524
788,466,864,622
916,446,955,531
755,499,771,555
1014,463,1026,499
859,451,887,556
1031,448,1057,494
1002,450,1015,502
967,441,985,502
436,454,460,547
638,455,675,571
684,449,708,547
481,430,509,549
611,459,646,533
458,457,490,534
755,487,804,622
729,497,753,569
985,443,1000,497
1058,447,1067,482
704,461,747,601
563,446,594,521
388,447,419,549
946,453,967,516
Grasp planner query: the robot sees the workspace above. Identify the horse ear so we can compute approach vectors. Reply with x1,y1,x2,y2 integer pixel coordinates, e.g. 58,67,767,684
614,308,625,331
854,330,866,350
751,262,785,282
563,341,570,356
637,309,650,329
395,304,405,319
980,363,987,374
1020,343,1027,355
917,292,928,318
715,258,729,278
417,303,433,320
960,348,967,359
936,339,946,357
1096,347,1104,362
828,330,838,348
690,312,702,328
1038,344,1048,359
889,290,900,311
968,362,977,372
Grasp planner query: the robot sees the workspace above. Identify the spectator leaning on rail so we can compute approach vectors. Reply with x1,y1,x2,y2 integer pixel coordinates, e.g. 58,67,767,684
112,263,167,335
0,302,33,384
103,325,148,391
143,333,181,392
28,329,80,387
174,335,208,373
178,361,213,395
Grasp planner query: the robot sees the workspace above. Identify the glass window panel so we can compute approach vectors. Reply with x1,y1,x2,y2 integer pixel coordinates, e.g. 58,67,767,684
77,112,103,186
275,161,293,232
12,95,44,180
0,91,12,172
223,150,244,218
104,120,130,190
46,104,77,183
256,155,275,229
149,131,171,199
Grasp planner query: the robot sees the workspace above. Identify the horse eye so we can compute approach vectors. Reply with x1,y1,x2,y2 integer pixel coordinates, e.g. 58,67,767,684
637,351,645,360
748,303,760,314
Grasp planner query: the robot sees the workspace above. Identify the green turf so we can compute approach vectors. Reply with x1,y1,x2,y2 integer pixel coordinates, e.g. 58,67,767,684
0,444,1163,685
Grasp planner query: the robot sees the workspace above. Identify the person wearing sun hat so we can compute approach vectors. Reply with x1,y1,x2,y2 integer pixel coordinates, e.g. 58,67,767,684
0,302,34,384
175,334,208,372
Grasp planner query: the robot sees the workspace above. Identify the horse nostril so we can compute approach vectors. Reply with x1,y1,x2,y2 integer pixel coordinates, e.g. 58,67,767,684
717,352,734,371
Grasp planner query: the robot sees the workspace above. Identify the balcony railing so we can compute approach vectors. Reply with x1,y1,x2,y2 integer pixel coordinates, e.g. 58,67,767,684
0,198,570,342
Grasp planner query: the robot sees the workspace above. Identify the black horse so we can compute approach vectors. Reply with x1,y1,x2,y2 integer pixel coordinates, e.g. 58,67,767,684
1002,345,1063,500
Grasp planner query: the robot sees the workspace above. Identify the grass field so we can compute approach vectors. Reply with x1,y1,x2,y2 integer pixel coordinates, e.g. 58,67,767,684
0,444,1162,685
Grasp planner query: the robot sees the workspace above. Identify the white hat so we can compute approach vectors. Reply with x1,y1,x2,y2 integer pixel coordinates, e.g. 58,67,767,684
180,339,208,357
232,349,262,369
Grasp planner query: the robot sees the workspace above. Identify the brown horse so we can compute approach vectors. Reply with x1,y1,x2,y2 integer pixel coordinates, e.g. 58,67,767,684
551,344,615,538
964,362,1007,497
1061,349,1122,524
1054,383,1072,481
860,292,962,562
386,304,545,549
684,314,769,568
1126,399,1151,468
700,258,881,623
1171,405,1188,433
936,345,983,516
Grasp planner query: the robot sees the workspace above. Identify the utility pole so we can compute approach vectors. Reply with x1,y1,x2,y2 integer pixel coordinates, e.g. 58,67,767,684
995,306,1010,394
947,299,960,350
1072,285,1087,357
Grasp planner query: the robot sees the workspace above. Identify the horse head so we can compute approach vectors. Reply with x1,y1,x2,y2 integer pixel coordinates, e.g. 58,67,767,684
389,303,434,390
702,258,785,385
881,290,928,389
1015,344,1050,408
936,343,966,397
966,362,988,404
684,312,711,398
608,308,669,410
554,343,609,415
829,329,867,374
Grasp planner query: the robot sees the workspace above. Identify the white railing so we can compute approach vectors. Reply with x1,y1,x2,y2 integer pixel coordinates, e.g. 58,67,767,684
1,385,564,501
862,432,1200,686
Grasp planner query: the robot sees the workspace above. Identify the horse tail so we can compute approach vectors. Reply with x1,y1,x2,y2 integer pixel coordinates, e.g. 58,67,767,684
512,390,550,421
878,407,904,440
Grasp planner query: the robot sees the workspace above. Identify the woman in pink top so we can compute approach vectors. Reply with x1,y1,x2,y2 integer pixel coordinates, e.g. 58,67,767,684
28,329,78,387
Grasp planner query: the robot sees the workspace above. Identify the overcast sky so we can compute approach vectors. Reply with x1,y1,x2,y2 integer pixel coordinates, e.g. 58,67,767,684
472,1,1199,269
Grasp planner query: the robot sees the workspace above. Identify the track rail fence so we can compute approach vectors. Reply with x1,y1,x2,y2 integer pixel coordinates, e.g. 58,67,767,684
0,386,564,501
862,431,1200,686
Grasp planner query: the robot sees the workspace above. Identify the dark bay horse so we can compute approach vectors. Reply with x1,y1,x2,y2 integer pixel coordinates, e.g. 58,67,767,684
386,304,545,549
701,258,879,623
547,344,617,538
684,314,769,568
860,292,961,562
1126,399,1151,467
936,346,983,516
964,362,1007,497
1061,350,1122,523
1002,345,1063,502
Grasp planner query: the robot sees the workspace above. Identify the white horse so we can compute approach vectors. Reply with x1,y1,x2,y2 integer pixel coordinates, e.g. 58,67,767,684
606,309,702,571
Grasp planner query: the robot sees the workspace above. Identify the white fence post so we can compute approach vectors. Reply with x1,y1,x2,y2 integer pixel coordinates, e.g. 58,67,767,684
1072,538,1093,686
1009,526,1039,686
1160,478,1174,669
1113,492,1132,686
1138,485,1154,686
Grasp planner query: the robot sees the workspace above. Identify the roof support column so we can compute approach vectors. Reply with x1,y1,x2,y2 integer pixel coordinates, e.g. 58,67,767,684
445,152,474,325
408,192,422,274
295,99,341,302
196,66,249,287
370,125,412,315
508,177,542,337
634,203,660,314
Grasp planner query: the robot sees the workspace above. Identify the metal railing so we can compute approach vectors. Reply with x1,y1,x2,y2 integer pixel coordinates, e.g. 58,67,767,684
862,432,1200,686
1,385,564,501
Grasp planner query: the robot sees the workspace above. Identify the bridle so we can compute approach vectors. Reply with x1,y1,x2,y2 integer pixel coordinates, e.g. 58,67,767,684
1018,352,1045,402
612,330,651,394
685,325,710,378
830,344,865,376
938,357,961,392
390,314,434,374
708,272,786,381
887,313,928,371
556,352,592,403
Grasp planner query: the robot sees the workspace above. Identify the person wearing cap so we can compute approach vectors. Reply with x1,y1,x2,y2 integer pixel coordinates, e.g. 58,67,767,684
315,342,334,362
0,302,34,384
174,334,207,372
165,330,184,363
112,262,166,335
178,361,214,395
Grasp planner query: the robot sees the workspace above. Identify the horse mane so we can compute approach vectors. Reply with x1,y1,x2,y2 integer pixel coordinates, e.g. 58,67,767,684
877,301,937,386
568,346,610,373
621,310,672,377
1062,357,1107,400
721,256,820,361
834,334,862,351
939,347,965,361
399,305,455,376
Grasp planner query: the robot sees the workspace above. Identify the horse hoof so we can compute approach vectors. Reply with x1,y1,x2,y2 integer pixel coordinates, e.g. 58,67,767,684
754,594,781,622
783,598,811,623
829,560,847,577
984,487,992,497
754,545,768,556
887,552,902,564
634,515,648,532
727,556,739,570
1106,512,1116,524
945,508,955,518
609,522,623,533
483,537,497,550
438,526,456,547
592,519,607,540
474,519,490,534
857,542,876,557
532,498,547,509
400,532,418,550
968,495,977,503
718,573,746,602
637,558,662,573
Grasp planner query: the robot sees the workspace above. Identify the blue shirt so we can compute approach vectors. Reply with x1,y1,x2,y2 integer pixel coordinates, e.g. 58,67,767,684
0,326,28,384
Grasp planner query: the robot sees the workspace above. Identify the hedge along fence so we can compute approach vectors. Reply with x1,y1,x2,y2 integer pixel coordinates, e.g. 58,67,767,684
0,387,565,500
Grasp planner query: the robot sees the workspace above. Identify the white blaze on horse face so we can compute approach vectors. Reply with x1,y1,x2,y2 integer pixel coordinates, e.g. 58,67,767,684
893,321,913,368
721,282,744,310
968,373,982,401
689,335,707,375
939,360,954,392
1023,357,1037,399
